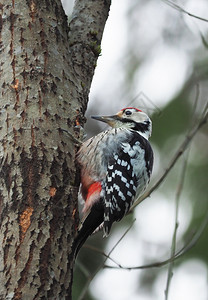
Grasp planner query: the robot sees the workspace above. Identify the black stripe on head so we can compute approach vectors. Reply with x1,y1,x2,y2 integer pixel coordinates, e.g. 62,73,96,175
132,120,150,133
120,118,150,133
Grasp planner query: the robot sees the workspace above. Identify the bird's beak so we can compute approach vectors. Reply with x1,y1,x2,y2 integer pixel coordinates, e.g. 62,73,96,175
91,114,119,127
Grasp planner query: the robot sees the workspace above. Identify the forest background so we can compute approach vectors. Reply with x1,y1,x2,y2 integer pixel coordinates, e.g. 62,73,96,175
62,1,208,299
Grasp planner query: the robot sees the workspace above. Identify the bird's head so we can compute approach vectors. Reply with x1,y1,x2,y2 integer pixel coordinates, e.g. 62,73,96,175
91,107,152,139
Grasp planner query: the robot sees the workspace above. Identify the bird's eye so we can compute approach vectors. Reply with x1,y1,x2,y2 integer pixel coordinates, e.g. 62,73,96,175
125,110,132,116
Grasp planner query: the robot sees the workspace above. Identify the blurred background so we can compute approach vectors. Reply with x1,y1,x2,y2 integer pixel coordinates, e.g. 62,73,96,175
63,0,208,299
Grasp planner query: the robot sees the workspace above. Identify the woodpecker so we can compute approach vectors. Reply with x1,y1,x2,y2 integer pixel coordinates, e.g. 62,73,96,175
73,107,153,257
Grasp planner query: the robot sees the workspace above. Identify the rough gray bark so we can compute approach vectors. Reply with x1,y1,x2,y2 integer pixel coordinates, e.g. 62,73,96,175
0,0,111,299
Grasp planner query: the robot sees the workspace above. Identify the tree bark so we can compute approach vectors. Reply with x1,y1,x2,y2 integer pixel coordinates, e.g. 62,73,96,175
0,0,111,299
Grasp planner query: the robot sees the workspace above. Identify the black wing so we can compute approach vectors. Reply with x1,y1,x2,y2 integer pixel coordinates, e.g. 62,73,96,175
103,132,153,236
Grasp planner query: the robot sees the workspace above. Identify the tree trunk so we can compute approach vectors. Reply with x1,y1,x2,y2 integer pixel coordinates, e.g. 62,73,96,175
0,0,111,298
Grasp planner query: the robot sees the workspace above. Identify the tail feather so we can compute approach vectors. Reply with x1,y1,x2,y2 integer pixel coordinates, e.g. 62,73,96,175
72,202,104,258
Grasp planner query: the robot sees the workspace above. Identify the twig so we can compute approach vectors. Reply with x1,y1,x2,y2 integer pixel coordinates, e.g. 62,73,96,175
83,244,123,268
59,128,83,146
78,220,136,300
107,219,136,258
165,81,201,300
75,260,91,278
130,103,208,211
164,152,189,300
104,210,208,270
77,210,207,273
162,0,208,23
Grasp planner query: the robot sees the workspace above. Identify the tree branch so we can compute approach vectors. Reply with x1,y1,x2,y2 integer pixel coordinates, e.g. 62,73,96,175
78,220,136,300
162,0,208,23
69,0,111,110
165,151,190,300
104,210,208,270
165,80,201,300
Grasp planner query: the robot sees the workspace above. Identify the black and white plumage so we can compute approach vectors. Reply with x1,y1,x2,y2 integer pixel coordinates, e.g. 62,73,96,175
72,107,154,257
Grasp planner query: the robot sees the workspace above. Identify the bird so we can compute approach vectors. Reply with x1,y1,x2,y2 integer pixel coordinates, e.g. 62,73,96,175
72,107,153,258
